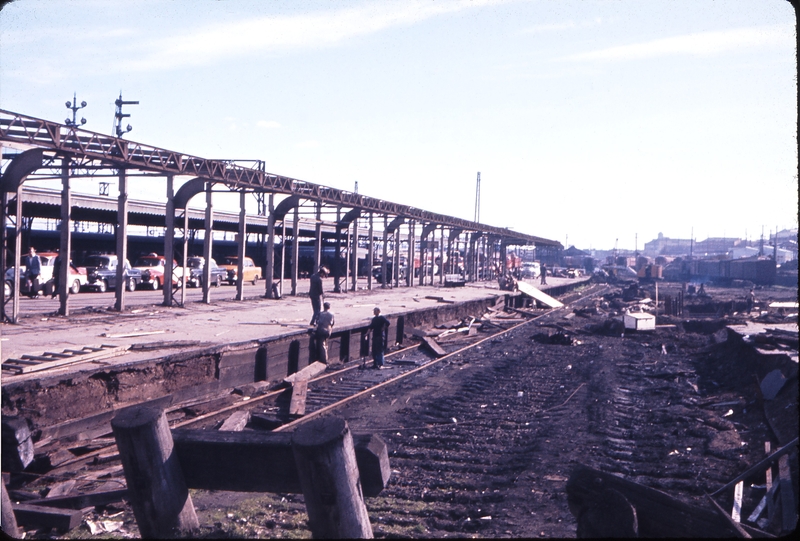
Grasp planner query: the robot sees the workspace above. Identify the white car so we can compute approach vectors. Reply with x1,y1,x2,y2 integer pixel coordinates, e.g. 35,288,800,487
4,251,88,297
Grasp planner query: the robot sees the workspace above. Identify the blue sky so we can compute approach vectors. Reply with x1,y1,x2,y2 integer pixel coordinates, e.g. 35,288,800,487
1,0,796,250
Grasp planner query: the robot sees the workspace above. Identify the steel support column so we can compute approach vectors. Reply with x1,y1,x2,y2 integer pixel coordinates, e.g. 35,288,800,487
58,157,71,315
334,207,342,293
279,218,286,297
114,168,128,311
367,213,373,290
350,217,358,291
202,182,213,304
179,210,188,306
381,215,388,290
393,229,400,288
291,205,299,296
236,190,246,301
265,193,275,297
163,174,175,306
407,221,415,288
314,201,322,271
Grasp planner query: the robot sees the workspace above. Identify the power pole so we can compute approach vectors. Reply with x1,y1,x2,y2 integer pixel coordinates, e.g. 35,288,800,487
474,172,481,223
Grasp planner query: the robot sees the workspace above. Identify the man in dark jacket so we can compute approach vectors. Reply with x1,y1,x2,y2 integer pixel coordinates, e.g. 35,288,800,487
369,306,391,369
309,265,329,325
26,247,41,298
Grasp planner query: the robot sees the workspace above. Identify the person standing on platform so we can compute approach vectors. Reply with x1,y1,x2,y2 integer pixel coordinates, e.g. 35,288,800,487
540,263,547,285
309,265,329,326
52,253,62,298
746,288,756,314
26,247,41,298
369,306,390,369
315,302,335,364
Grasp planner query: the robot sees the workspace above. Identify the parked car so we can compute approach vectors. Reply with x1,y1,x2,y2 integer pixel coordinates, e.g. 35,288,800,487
185,256,227,288
132,253,181,290
4,252,88,297
84,255,142,292
372,261,407,284
567,268,582,278
520,262,541,279
220,256,261,285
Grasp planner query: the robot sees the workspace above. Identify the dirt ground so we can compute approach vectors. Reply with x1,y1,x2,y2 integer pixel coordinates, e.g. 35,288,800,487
43,282,797,539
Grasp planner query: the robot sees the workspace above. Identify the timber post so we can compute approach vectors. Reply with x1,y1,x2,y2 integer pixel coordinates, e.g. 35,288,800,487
1,481,20,538
292,417,373,539
111,406,199,539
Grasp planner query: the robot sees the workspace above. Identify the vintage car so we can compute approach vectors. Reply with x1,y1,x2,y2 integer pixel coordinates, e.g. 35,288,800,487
84,255,142,293
520,262,541,279
132,253,181,290
185,256,227,288
4,251,88,297
220,256,261,286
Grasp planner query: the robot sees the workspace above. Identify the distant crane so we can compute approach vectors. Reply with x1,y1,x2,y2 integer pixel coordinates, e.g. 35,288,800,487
474,172,481,223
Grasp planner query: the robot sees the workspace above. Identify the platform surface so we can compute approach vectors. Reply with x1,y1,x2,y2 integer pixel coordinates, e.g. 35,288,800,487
1,276,589,382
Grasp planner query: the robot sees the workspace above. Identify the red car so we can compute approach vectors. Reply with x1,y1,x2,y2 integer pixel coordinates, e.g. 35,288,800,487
132,253,180,290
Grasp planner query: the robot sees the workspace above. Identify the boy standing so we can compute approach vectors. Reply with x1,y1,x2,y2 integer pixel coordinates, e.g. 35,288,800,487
369,307,390,369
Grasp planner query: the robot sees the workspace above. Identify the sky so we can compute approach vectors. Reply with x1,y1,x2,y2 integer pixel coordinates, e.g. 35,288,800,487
0,0,797,251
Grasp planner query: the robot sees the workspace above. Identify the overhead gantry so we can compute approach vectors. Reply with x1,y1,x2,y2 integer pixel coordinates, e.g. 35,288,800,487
0,109,561,323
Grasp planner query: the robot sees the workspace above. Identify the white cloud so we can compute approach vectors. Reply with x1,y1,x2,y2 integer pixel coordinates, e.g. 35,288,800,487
560,25,793,63
296,140,320,149
521,17,604,35
257,120,281,129
118,0,512,73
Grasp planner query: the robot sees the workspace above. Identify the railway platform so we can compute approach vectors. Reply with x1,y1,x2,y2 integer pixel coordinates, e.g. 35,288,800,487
1,276,589,381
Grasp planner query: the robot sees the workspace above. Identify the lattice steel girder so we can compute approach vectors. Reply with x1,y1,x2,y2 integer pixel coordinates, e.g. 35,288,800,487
1,109,560,247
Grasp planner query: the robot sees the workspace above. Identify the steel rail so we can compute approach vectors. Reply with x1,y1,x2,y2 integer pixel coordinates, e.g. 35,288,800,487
32,283,608,479
272,283,611,432
1,109,560,247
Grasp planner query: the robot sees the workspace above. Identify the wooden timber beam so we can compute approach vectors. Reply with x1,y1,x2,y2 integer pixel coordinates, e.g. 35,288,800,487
171,428,390,497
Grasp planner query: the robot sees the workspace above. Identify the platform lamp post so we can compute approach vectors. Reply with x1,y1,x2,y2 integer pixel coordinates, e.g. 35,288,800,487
60,93,86,317
65,93,87,128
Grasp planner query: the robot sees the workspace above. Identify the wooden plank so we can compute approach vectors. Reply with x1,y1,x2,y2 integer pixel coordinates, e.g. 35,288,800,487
219,348,257,369
218,362,257,388
765,442,775,526
20,354,60,361
732,480,743,522
777,454,796,532
516,281,564,308
288,379,308,417
12,502,83,532
284,361,327,384
219,410,250,432
46,480,77,499
706,494,751,538
171,429,389,497
421,336,446,357
6,345,129,374
711,437,798,496
19,489,129,510
2,418,34,472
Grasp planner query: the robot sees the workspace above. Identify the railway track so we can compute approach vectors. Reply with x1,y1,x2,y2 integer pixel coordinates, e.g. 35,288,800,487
22,283,609,490
11,280,782,538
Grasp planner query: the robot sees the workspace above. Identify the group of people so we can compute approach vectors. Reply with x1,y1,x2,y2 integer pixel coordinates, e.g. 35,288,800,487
308,266,391,369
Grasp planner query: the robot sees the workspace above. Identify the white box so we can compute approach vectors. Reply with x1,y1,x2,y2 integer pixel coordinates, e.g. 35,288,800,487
623,311,656,331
